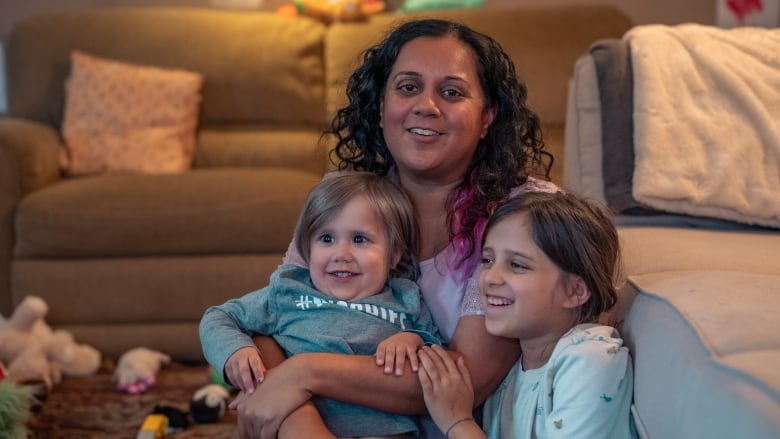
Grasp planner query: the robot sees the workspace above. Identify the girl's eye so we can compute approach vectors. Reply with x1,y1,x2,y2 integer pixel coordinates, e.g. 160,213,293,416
352,234,369,244
480,257,494,267
318,234,333,243
509,261,529,271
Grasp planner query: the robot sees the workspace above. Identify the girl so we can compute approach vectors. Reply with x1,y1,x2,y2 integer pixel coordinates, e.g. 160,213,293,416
418,191,634,439
200,172,440,439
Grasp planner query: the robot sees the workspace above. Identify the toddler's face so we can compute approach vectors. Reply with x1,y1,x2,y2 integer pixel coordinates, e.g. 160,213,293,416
308,196,397,301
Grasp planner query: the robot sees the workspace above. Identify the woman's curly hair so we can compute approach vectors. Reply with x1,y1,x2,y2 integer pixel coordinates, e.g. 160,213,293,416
326,18,552,272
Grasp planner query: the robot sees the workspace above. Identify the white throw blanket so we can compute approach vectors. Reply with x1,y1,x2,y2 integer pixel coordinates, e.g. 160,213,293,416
626,24,780,228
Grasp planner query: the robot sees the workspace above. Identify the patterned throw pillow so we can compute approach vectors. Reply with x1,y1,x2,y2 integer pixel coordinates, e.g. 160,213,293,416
61,51,204,176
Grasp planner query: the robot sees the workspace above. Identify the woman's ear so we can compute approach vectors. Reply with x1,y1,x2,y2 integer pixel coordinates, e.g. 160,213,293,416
562,275,591,309
480,105,496,139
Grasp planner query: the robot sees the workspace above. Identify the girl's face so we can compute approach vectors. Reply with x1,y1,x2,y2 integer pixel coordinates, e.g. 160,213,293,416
309,195,400,302
478,213,579,342
380,36,495,184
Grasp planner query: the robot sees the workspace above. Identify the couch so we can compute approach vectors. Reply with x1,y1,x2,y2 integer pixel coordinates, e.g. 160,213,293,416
564,25,780,438
0,5,632,361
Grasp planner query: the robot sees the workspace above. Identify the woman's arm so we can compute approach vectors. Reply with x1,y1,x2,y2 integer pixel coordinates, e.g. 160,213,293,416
236,316,520,438
235,352,421,439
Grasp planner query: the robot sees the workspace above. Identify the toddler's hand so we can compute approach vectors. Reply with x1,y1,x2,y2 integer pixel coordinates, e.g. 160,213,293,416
225,347,266,393
375,332,424,376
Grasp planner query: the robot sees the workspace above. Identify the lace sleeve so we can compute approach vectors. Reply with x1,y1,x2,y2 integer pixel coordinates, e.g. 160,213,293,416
460,275,485,316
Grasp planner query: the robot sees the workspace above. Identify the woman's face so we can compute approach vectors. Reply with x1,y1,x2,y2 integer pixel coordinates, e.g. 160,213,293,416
380,36,495,184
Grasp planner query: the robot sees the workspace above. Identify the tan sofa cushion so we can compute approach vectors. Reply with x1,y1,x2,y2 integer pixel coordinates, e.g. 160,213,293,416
14,168,321,258
194,129,328,172
618,226,780,277
7,8,328,127
13,254,284,361
604,225,780,326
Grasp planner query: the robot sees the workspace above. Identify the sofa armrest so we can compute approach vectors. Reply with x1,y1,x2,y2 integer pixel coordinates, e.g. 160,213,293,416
0,118,62,193
0,117,62,315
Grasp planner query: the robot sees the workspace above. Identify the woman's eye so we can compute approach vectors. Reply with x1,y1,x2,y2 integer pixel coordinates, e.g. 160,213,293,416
442,87,465,99
397,83,417,93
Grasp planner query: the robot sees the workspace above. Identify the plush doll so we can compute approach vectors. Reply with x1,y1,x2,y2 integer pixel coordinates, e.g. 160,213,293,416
0,296,101,391
190,384,231,423
276,0,386,24
113,347,171,394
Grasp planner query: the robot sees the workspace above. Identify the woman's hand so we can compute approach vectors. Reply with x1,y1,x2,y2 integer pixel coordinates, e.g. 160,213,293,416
232,355,313,439
418,344,475,432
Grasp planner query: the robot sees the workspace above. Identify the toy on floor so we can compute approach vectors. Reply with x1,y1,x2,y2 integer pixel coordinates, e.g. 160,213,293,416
114,347,171,394
0,379,36,439
136,413,169,439
152,405,189,432
276,0,385,23
0,295,101,391
190,384,230,424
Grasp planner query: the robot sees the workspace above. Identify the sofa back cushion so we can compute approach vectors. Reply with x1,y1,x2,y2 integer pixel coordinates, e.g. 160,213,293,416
7,8,327,129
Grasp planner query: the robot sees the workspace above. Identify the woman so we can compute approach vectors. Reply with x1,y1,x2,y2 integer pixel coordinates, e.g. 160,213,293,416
234,18,555,439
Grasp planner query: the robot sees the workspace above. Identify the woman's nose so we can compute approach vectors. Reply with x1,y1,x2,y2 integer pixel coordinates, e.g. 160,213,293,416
413,90,441,117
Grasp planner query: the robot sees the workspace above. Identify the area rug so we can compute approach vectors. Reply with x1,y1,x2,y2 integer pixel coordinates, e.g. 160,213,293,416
27,362,238,438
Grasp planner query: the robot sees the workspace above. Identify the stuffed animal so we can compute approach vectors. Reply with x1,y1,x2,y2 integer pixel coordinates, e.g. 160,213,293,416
190,384,231,423
113,347,171,394
276,0,386,24
0,296,101,391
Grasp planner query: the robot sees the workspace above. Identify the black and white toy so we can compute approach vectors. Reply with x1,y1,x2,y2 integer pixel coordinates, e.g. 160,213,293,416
189,384,230,424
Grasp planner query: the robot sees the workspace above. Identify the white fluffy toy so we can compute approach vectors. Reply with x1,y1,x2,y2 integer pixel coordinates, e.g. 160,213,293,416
113,347,171,394
0,296,101,391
